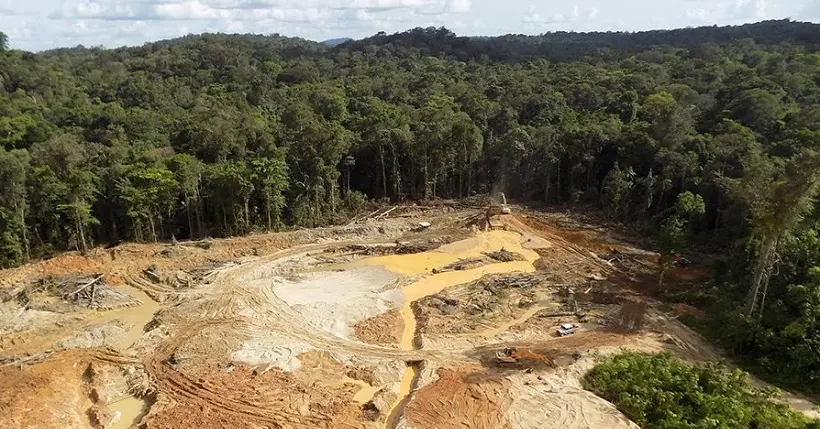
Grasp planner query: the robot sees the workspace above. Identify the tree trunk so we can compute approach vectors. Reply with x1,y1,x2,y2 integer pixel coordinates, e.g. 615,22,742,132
185,194,194,239
149,215,157,243
544,168,551,204
391,145,402,200
658,265,666,291
75,208,87,252
330,181,336,214
314,187,320,228
265,198,272,232
423,151,429,200
746,234,779,317
244,198,250,232
467,154,473,197
196,196,203,238
20,207,28,261
556,162,562,204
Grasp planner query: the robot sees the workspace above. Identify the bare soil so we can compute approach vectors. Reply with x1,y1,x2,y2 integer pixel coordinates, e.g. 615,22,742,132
354,309,404,347
0,205,815,429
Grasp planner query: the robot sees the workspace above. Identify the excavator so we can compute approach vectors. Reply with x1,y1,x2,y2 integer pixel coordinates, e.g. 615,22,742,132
485,193,511,230
495,347,555,367
489,192,511,215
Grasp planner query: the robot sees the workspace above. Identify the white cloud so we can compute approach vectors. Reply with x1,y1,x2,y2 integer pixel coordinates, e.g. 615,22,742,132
523,5,598,24
447,0,471,13
0,0,816,51
732,0,767,19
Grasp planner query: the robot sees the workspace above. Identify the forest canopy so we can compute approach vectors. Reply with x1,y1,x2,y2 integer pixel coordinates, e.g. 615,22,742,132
584,353,820,429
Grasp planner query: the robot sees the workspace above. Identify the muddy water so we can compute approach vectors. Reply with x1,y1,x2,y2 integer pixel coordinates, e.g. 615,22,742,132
397,262,537,349
107,395,148,429
110,283,160,350
385,231,541,350
366,230,539,276
334,376,385,404
370,230,539,428
384,365,418,428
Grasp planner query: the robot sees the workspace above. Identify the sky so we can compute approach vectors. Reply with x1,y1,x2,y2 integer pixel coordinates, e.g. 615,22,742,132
1,0,818,51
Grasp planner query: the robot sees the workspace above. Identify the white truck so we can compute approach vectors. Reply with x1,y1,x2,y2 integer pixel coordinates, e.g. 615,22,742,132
557,323,578,336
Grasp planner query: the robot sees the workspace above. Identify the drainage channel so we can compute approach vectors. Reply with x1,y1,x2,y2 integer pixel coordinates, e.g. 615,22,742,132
384,360,424,429
373,230,541,428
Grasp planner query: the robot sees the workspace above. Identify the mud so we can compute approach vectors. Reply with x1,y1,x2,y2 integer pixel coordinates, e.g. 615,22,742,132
107,396,148,429
0,208,816,429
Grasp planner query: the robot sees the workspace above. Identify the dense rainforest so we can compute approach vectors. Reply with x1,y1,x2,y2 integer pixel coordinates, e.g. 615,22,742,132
1,19,820,396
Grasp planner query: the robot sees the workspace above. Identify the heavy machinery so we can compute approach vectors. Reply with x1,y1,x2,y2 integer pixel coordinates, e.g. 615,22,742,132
488,192,511,215
495,347,519,364
495,347,555,367
485,193,511,230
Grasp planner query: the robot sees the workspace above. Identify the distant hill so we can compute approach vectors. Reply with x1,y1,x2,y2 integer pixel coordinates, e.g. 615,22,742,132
322,37,352,47
335,20,820,62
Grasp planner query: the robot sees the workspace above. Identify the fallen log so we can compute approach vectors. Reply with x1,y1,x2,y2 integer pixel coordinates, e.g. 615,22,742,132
64,275,104,298
374,206,399,219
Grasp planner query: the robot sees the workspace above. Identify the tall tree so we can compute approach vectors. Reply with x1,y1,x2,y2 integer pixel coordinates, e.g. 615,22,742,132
29,135,99,252
721,149,820,316
0,148,29,266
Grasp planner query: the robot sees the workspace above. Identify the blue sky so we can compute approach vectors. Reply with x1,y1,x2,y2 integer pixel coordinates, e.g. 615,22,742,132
1,0,818,51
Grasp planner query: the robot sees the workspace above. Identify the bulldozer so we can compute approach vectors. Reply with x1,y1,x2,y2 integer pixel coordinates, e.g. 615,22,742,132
495,347,555,367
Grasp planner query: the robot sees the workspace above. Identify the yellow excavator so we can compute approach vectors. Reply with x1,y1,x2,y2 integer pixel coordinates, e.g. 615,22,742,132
495,347,555,367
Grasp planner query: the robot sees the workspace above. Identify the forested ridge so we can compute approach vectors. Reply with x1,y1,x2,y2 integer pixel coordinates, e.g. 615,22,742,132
2,19,820,396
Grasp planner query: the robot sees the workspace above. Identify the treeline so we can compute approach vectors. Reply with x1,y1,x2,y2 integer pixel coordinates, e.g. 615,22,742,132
341,19,820,62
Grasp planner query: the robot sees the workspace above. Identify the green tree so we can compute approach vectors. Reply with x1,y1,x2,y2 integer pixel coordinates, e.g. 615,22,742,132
602,162,634,219
657,216,686,290
0,148,29,266
205,161,254,235
117,165,176,242
29,135,99,252
721,149,820,317
168,154,204,238
584,353,818,429
250,153,288,231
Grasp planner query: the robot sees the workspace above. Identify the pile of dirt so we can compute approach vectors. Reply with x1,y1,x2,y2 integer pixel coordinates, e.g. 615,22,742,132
414,273,560,335
405,366,512,429
469,273,545,293
485,249,526,262
332,237,458,258
353,309,404,347
432,257,489,273
426,250,526,274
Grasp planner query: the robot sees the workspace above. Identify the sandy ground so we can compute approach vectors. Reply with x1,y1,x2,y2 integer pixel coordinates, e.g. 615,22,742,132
0,206,817,429
269,264,402,340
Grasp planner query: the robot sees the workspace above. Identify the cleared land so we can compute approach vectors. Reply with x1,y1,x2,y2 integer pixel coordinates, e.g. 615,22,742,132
0,205,816,429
